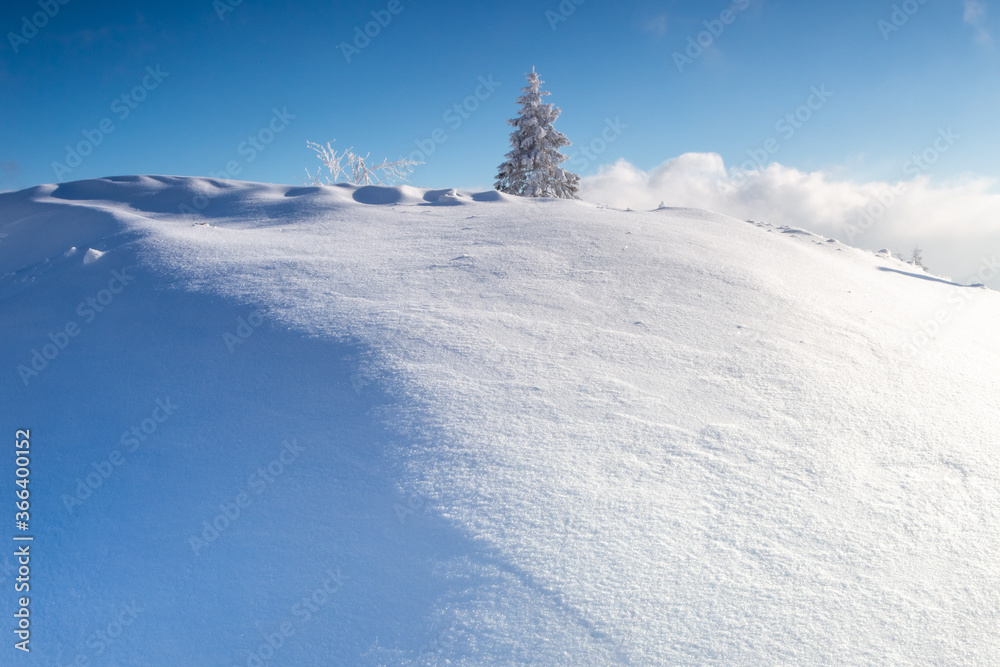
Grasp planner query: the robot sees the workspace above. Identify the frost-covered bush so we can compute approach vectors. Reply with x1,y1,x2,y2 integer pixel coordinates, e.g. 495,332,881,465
304,140,421,186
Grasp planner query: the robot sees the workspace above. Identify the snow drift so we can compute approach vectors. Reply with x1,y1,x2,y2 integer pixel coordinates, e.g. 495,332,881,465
1,175,999,665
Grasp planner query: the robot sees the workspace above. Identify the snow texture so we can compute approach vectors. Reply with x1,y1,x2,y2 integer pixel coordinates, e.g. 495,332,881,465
2,175,999,665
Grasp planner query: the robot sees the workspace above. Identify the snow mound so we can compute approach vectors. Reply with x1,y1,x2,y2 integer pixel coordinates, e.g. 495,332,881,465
2,176,999,665
82,247,105,264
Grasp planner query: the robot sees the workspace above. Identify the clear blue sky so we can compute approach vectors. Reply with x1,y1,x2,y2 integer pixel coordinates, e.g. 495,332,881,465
1,0,997,191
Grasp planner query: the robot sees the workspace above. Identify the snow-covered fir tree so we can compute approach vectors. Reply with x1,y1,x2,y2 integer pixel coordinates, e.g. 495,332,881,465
495,67,580,199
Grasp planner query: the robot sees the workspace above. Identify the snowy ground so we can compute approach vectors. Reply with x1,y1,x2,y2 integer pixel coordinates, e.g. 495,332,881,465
2,175,999,665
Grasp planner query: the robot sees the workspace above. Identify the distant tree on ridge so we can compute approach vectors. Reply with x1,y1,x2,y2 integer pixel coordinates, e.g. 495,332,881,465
495,67,580,199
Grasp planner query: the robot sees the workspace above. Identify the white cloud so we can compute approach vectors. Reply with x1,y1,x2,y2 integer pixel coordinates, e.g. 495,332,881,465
579,154,1000,285
965,0,987,23
964,0,991,44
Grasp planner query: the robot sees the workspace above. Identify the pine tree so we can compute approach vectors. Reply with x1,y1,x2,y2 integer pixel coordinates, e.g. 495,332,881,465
495,67,580,199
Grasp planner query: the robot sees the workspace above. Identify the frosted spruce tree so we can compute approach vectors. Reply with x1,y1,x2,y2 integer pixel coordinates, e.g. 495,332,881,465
495,67,580,199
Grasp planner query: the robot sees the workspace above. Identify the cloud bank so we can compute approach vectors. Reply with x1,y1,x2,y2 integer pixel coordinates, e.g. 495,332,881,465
579,153,1000,285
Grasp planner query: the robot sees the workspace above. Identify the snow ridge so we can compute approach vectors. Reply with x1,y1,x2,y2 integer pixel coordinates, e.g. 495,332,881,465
2,175,999,665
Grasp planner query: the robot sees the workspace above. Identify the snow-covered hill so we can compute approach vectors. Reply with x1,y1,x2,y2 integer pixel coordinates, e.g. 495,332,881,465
2,175,998,665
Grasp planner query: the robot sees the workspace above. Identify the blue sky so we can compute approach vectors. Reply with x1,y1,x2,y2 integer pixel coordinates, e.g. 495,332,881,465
0,0,997,192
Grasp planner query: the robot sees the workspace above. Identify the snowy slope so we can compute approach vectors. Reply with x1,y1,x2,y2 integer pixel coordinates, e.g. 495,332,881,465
2,175,999,665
